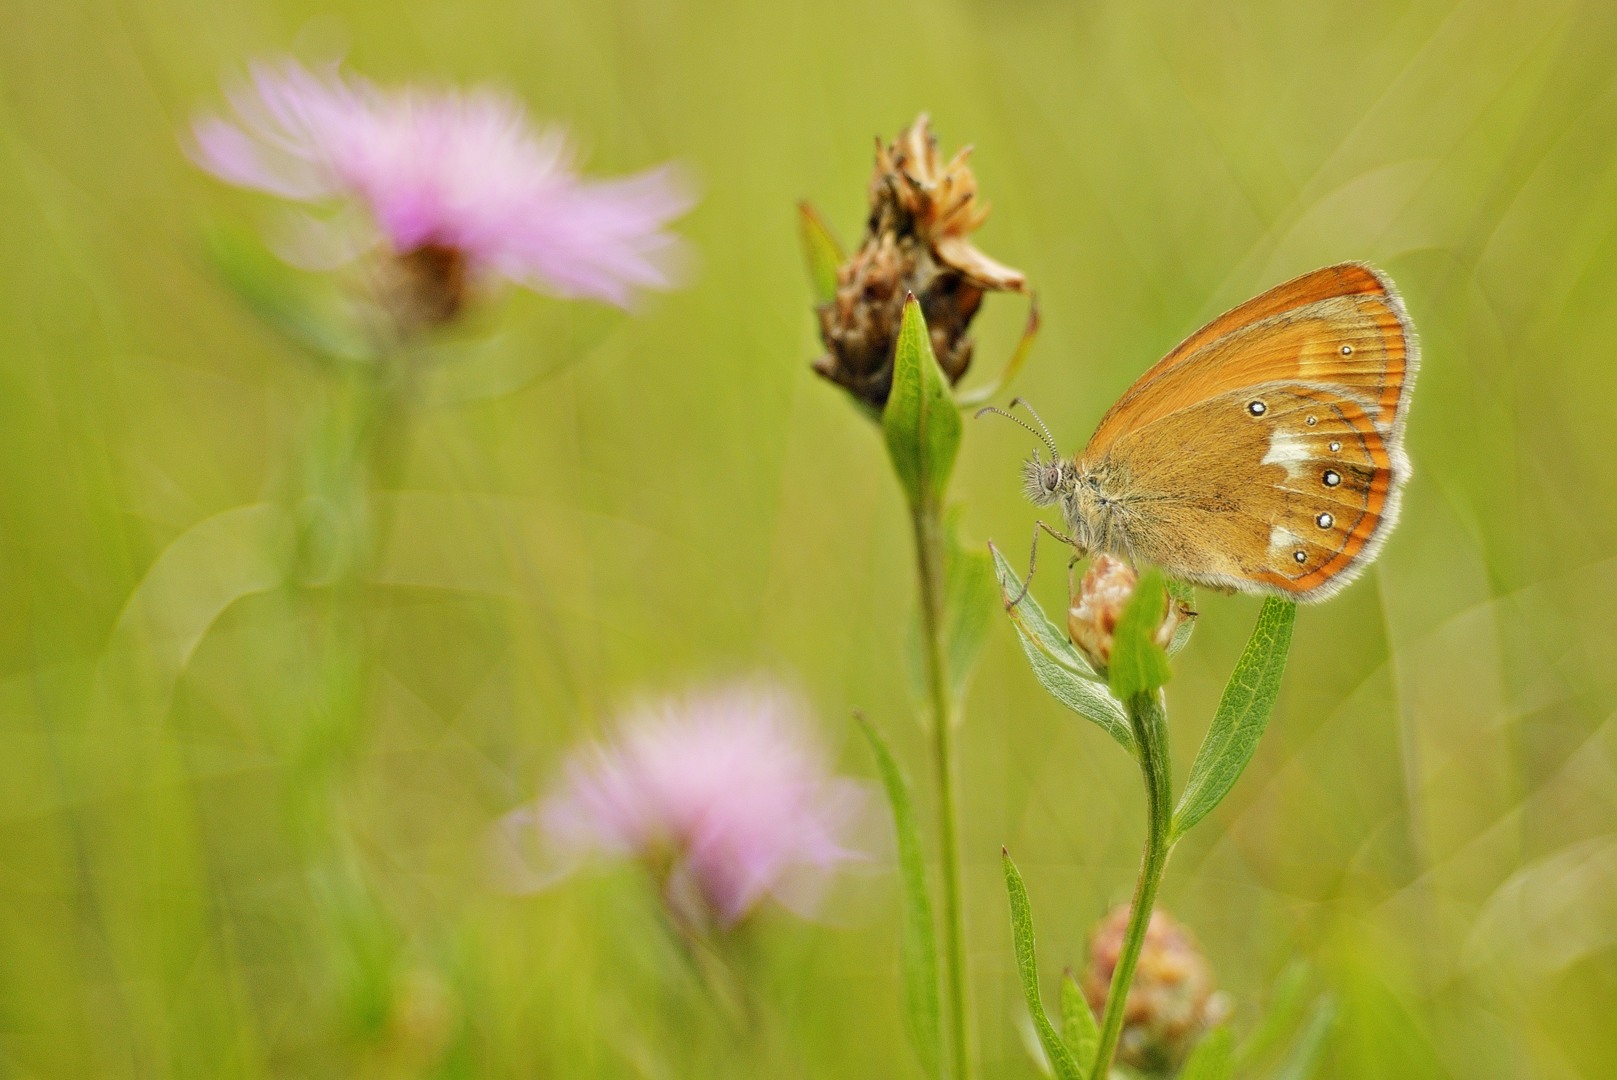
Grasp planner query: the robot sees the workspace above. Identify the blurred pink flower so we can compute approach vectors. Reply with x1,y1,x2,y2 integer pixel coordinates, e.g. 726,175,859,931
535,683,864,927
189,58,692,310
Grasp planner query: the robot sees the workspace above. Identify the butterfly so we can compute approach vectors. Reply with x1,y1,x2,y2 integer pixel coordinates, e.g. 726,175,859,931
999,263,1416,602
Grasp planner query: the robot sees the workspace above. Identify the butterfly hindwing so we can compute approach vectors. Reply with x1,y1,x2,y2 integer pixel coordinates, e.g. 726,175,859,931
1095,383,1402,601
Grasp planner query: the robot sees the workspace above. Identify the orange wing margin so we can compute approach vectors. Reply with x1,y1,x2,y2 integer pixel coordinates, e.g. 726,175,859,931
1255,388,1395,597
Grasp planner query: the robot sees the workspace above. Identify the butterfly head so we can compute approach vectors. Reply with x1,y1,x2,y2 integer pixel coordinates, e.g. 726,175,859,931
1021,451,1077,507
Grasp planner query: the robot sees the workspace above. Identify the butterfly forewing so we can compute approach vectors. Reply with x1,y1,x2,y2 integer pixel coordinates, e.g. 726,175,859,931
1085,262,1414,456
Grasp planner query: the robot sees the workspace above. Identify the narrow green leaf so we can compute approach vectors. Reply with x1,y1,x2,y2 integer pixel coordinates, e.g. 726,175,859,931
883,298,962,509
1179,1027,1235,1080
1171,597,1297,840
855,716,942,1078
202,223,369,363
1270,997,1336,1080
956,294,1040,407
1108,567,1172,700
1002,853,1084,1080
990,545,1133,753
1059,973,1099,1073
797,201,844,304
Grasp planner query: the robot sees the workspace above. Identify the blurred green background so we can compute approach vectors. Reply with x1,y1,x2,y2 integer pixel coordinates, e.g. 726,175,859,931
4,0,1617,1076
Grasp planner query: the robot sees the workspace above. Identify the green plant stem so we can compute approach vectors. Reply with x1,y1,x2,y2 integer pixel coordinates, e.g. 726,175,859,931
910,495,972,1080
1091,691,1174,1079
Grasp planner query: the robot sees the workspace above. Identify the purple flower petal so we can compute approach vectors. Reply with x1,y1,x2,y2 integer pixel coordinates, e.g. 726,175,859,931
189,58,692,307
535,682,864,926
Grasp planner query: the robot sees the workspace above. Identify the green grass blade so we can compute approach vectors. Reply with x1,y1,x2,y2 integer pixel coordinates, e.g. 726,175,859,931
943,518,999,699
1270,997,1337,1080
1234,961,1314,1071
1002,851,1084,1080
855,715,942,1078
1172,597,1297,840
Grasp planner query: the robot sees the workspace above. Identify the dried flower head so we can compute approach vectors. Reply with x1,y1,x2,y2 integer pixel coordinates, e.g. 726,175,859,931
537,682,863,930
1067,555,1187,674
810,114,1026,407
190,58,692,331
1082,905,1231,1075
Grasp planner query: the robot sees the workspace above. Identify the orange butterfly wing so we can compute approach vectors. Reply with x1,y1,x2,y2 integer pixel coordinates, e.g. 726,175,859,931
1085,263,1415,455
1075,264,1417,602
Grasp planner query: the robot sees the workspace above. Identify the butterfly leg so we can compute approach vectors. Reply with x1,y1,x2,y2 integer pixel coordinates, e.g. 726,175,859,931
1006,520,1080,610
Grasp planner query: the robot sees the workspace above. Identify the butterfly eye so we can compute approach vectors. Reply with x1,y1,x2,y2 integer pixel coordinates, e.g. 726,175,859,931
1043,466,1061,492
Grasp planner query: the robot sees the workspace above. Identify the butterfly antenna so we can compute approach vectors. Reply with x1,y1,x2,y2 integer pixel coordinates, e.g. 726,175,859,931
1008,398,1059,456
973,405,1056,456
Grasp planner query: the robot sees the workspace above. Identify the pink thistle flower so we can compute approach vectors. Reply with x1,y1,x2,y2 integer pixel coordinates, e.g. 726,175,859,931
532,683,864,928
188,58,692,320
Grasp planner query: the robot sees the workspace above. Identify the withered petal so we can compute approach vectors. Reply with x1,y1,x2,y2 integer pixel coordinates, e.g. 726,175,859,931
933,235,1026,292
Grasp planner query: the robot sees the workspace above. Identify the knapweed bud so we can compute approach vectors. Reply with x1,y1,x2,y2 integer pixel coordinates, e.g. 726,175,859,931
808,114,1026,408
1067,555,1185,674
1082,905,1230,1075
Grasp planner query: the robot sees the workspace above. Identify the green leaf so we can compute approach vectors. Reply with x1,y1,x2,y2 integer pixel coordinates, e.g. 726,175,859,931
1171,597,1297,840
1107,568,1172,700
942,514,998,699
797,201,844,305
855,715,942,1078
883,298,962,509
1059,972,1099,1073
957,294,1040,407
1270,997,1336,1080
990,545,1133,753
1002,852,1084,1080
202,222,369,363
1179,1027,1235,1080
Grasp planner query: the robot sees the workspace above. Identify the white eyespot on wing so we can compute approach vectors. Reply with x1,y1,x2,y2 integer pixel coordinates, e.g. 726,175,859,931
1268,524,1305,562
1261,428,1313,479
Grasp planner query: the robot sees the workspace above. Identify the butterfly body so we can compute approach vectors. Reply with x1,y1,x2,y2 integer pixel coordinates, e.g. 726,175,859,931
1023,263,1416,603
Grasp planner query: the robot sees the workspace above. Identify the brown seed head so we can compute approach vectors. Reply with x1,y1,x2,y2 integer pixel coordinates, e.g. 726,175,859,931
1082,905,1231,1075
811,114,1026,408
